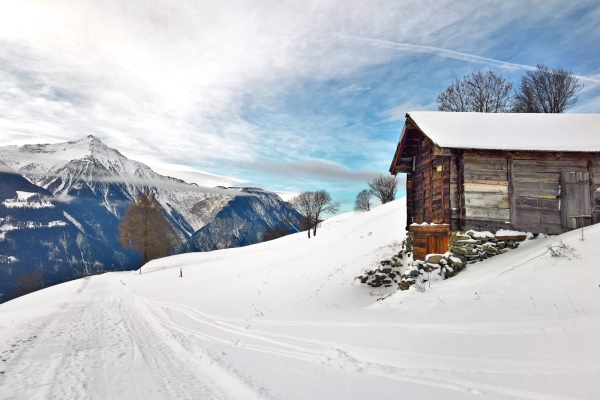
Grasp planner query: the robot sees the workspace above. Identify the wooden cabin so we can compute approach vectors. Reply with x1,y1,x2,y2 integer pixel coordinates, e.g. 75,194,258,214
389,112,600,261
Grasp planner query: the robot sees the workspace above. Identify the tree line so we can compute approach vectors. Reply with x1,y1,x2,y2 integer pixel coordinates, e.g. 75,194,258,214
437,64,583,113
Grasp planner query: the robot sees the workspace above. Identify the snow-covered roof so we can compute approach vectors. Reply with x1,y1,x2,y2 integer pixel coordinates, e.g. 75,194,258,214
405,112,600,152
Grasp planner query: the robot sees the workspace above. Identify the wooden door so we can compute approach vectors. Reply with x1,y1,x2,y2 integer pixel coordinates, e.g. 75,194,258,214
426,234,450,255
560,171,591,229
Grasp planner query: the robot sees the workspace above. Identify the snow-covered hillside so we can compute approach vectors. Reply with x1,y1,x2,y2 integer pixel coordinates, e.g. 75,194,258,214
1,198,599,399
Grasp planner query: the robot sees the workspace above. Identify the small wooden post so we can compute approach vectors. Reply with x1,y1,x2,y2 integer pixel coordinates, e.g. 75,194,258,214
180,267,182,278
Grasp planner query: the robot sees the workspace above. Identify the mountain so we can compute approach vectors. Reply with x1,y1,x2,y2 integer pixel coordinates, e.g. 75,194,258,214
0,136,224,239
0,136,299,302
0,160,132,302
180,187,302,252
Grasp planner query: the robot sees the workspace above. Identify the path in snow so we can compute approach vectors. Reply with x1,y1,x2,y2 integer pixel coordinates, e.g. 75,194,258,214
0,275,259,400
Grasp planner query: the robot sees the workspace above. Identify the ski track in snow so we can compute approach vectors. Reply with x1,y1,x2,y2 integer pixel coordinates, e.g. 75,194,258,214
136,297,595,400
0,276,260,400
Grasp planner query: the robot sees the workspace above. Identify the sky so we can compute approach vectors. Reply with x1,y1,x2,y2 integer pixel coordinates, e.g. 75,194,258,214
1,0,599,213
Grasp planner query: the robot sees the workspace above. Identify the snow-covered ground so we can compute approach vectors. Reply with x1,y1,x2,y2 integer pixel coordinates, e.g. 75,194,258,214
1,198,600,399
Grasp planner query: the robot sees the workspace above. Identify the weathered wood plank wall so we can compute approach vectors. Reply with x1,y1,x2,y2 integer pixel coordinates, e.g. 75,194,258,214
411,138,429,224
406,174,413,229
594,159,600,224
461,154,510,231
409,138,451,225
561,170,592,229
452,151,599,234
449,152,460,230
512,159,562,234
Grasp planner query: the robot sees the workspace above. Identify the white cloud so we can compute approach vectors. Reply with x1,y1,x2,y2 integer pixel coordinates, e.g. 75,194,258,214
147,162,246,188
247,159,381,183
52,193,77,203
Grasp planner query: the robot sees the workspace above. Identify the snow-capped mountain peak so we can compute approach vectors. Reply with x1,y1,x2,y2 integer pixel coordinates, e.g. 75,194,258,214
0,137,224,234
3,135,121,173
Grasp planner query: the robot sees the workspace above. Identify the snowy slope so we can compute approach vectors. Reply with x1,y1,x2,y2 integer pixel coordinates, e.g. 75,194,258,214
1,198,600,399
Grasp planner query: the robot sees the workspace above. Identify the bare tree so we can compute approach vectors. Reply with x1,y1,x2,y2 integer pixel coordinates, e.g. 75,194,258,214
288,192,315,238
354,189,371,212
118,191,177,267
368,174,398,204
298,216,311,233
512,64,583,113
15,270,44,296
311,190,340,237
437,71,513,113
288,190,340,238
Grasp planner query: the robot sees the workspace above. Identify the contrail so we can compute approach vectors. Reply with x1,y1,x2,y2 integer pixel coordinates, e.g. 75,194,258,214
339,35,600,84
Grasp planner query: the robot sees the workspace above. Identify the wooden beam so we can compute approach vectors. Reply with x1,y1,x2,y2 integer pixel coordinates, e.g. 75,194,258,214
513,159,588,173
393,165,412,174
458,151,464,228
508,155,515,227
432,144,452,156
465,193,509,208
464,183,509,194
408,224,450,234
589,159,596,224
464,179,508,186
428,145,433,222
465,206,510,221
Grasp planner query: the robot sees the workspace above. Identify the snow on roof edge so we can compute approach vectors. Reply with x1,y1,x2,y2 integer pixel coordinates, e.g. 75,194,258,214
405,111,600,152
